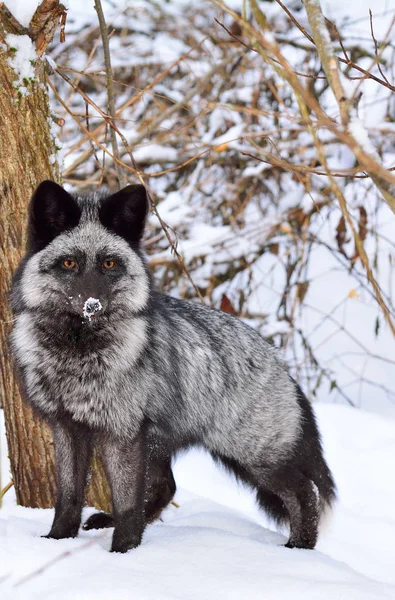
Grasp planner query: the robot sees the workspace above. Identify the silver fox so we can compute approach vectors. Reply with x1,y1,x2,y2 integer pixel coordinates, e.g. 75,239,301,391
11,181,336,553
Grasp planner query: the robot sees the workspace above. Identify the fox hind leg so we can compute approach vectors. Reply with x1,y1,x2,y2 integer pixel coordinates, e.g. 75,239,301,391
261,469,319,550
83,455,176,531
256,487,288,526
83,511,114,531
250,461,319,550
144,456,176,523
291,476,319,549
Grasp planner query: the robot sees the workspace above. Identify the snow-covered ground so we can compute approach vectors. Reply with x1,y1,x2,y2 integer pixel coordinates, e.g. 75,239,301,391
1,404,395,599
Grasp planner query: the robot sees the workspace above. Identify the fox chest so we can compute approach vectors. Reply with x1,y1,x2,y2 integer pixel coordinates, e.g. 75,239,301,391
17,341,142,435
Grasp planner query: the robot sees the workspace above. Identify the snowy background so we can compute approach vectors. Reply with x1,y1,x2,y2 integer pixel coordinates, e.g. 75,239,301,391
1,0,395,598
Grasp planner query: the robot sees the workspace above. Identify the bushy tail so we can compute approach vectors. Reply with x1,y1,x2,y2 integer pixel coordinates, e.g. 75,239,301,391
212,452,288,524
294,383,337,520
256,488,289,525
255,463,336,527
310,453,337,519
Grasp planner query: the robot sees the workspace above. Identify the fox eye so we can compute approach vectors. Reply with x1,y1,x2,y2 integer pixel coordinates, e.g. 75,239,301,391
103,259,116,270
63,259,77,270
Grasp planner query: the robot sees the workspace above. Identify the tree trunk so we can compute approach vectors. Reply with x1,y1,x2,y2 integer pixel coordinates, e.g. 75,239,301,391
0,2,110,511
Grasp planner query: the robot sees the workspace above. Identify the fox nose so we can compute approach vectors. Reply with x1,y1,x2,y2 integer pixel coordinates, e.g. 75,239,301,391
83,297,102,320
68,294,105,319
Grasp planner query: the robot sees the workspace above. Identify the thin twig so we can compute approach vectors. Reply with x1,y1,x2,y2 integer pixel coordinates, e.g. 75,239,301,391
13,532,108,588
273,1,395,92
349,14,395,101
114,120,207,303
0,3,27,34
240,150,383,179
303,0,350,127
94,0,126,188
0,480,14,501
59,36,210,175
303,0,395,211
369,9,392,87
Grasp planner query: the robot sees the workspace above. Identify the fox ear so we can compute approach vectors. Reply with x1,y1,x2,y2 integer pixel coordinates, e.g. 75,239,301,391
27,181,81,253
99,184,149,247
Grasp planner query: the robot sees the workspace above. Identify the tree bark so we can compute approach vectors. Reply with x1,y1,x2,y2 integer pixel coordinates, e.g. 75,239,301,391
0,2,111,511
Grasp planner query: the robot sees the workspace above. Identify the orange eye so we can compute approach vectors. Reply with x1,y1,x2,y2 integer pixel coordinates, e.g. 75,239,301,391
63,259,77,269
103,259,115,270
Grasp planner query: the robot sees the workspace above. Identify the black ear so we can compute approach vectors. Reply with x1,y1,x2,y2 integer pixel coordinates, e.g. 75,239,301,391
27,181,81,253
99,184,149,248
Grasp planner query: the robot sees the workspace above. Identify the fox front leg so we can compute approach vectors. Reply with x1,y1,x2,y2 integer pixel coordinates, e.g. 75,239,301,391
46,420,93,540
100,430,147,553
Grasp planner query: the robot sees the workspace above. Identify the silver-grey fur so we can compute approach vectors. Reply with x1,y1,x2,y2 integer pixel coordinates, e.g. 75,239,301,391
10,181,336,553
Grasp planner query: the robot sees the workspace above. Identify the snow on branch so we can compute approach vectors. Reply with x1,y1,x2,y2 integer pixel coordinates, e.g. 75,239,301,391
304,0,395,214
0,0,66,55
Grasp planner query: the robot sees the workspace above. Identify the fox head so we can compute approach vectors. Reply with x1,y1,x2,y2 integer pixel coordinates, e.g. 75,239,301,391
14,181,151,326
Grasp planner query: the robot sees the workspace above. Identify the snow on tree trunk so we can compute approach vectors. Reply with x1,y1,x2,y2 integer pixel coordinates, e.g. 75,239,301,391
0,2,111,511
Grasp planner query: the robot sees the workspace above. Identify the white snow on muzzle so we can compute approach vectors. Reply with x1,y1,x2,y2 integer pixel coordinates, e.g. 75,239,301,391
82,297,103,321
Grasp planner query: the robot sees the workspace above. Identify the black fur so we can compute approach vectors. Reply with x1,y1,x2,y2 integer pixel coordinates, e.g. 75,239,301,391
99,184,149,249
27,181,81,253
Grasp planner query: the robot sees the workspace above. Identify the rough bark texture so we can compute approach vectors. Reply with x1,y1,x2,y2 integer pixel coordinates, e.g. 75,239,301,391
0,3,111,511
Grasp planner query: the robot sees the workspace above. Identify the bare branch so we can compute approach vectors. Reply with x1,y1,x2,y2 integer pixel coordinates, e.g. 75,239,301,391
60,36,210,176
93,0,126,188
28,0,67,55
0,3,27,35
303,0,395,212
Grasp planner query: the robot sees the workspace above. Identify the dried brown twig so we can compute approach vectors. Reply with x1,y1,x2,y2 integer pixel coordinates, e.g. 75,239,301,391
48,78,212,181
0,480,13,502
59,36,210,176
274,0,395,93
303,0,395,212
